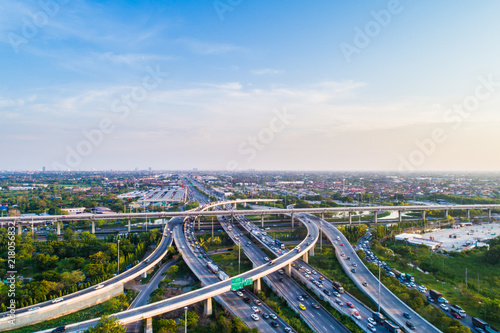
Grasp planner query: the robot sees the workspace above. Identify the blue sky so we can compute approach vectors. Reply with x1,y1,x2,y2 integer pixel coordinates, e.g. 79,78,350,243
1,0,500,171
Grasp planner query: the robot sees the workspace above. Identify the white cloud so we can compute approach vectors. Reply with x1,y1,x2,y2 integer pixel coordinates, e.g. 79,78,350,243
251,68,284,76
176,38,245,55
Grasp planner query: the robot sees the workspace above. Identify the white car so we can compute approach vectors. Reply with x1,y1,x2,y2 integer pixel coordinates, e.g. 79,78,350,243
368,317,376,325
252,306,260,313
28,307,40,312
52,298,63,304
251,314,259,321
440,304,449,311
95,284,105,290
236,291,243,297
367,323,377,332
270,313,277,320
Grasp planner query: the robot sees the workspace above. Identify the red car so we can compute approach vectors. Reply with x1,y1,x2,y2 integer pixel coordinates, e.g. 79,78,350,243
346,302,354,308
452,312,461,319
340,243,344,246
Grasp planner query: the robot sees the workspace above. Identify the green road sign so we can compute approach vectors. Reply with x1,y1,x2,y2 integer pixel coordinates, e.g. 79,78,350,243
231,277,243,290
244,278,253,286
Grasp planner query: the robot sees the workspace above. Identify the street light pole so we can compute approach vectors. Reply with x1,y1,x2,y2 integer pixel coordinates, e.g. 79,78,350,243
238,238,241,274
320,221,323,255
378,264,381,313
184,306,188,333
117,239,120,274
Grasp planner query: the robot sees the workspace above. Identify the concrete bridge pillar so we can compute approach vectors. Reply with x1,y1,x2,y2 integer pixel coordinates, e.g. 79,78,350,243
204,297,213,316
231,212,234,223
261,214,264,228
142,271,147,279
56,221,61,235
422,211,426,221
321,212,325,220
348,211,352,225
445,210,449,218
399,210,402,223
466,209,470,220
233,202,237,209
91,220,95,234
17,223,22,235
254,278,261,293
309,245,314,257
144,317,153,333
291,213,295,229
302,251,308,264
197,216,201,231
374,211,378,224
285,263,292,277
128,218,131,232
488,209,492,220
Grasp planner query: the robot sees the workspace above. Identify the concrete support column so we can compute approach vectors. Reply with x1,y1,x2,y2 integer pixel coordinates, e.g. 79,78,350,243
17,223,22,235
231,212,234,223
142,271,147,279
309,245,314,257
144,317,153,333
348,212,352,225
488,209,492,220
291,213,295,229
321,212,325,220
374,211,378,224
302,251,308,264
204,297,213,316
422,211,426,221
56,221,61,235
128,218,131,232
285,263,292,277
399,210,403,223
445,210,449,218
466,209,470,220
197,216,201,231
261,214,264,228
254,278,261,293
233,202,237,209
91,220,95,234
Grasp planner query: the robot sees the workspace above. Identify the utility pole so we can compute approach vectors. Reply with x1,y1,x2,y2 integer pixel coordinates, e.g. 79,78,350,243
465,267,467,287
320,221,323,255
211,216,214,239
238,238,241,274
184,306,188,333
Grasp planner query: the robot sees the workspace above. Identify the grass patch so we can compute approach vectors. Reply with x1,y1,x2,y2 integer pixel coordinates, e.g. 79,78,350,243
210,247,253,276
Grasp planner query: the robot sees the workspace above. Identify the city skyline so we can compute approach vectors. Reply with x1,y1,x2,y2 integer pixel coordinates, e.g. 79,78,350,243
1,1,500,171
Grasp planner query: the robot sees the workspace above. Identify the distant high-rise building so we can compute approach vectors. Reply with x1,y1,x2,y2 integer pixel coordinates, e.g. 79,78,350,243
42,166,46,172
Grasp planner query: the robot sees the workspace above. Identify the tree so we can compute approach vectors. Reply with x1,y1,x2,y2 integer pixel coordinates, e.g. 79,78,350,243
46,232,58,242
155,319,177,333
79,231,96,242
63,228,75,241
85,315,125,333
61,270,86,287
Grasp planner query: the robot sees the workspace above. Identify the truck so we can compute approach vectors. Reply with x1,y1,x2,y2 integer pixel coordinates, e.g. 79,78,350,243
207,262,219,274
472,317,497,333
251,230,261,237
391,268,402,279
406,273,415,283
429,289,442,301
332,282,344,294
449,304,466,317
383,320,401,333
372,312,386,324
218,271,229,281
228,226,232,231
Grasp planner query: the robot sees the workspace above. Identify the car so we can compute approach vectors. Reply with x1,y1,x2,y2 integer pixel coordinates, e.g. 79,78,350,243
251,306,260,313
367,323,377,332
304,273,309,278
268,261,274,266
340,243,344,246
440,304,449,311
298,296,304,301
427,296,434,302
271,321,279,327
302,293,309,299
311,303,320,309
352,263,357,267
452,312,462,319
262,313,270,319
406,321,415,330
351,269,356,273
270,313,277,320
362,282,368,287
243,297,251,303
298,264,303,269
341,253,345,257
95,284,105,290
403,312,411,319
333,291,340,297
52,298,63,304
323,289,331,296
236,291,243,297
335,298,343,305
279,277,284,282
312,270,317,275
264,257,270,261
347,257,351,260
254,299,261,305
346,302,354,308
319,276,325,281
250,314,259,321
28,307,40,312
368,317,376,325
284,328,292,333
352,310,361,320
51,327,66,333
299,303,306,310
